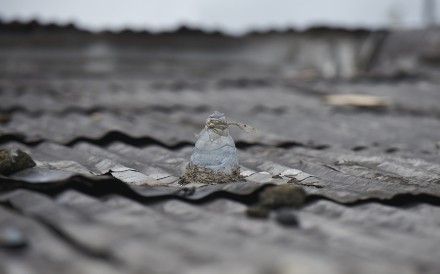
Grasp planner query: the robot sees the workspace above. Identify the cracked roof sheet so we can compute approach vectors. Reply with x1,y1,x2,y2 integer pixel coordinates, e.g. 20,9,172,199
0,22,440,274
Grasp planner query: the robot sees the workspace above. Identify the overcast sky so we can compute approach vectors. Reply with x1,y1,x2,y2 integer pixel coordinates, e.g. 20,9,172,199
0,0,438,34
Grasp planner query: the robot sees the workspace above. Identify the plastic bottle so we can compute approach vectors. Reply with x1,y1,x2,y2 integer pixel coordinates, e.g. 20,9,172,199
182,111,255,184
189,112,239,173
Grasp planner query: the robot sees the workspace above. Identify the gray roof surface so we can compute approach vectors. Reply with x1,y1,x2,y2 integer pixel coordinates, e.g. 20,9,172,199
0,23,440,274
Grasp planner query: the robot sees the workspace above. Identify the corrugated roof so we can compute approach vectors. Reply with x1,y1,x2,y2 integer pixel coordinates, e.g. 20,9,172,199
1,22,440,274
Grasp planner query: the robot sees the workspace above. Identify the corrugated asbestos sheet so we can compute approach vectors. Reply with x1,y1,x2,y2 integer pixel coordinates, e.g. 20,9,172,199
0,22,440,274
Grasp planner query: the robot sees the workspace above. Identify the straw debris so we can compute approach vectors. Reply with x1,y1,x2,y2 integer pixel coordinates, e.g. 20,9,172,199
180,164,244,185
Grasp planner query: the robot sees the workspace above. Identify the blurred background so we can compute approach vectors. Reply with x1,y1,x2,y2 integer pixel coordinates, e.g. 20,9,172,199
1,0,440,147
1,0,440,80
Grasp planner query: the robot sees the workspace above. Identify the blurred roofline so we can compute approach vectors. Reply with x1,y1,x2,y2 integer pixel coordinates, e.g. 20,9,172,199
0,18,392,37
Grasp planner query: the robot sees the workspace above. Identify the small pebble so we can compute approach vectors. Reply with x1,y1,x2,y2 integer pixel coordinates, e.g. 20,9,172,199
275,209,299,227
0,113,11,124
0,227,28,249
0,148,36,175
246,205,269,219
259,185,306,209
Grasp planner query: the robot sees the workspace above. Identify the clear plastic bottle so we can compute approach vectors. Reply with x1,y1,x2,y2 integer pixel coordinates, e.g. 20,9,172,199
182,111,255,184
189,112,239,173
